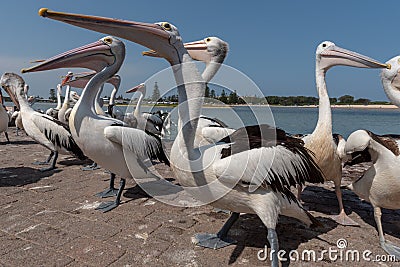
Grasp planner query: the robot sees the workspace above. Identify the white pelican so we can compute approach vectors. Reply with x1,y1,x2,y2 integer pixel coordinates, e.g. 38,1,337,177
0,89,10,143
0,74,87,171
133,20,324,267
125,83,167,135
106,76,124,120
57,72,80,124
345,130,400,259
298,41,388,226
63,71,123,172
45,83,62,119
34,10,327,266
381,55,400,107
22,35,169,212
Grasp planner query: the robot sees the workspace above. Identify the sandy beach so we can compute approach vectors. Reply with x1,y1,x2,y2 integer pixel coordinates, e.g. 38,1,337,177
0,127,399,266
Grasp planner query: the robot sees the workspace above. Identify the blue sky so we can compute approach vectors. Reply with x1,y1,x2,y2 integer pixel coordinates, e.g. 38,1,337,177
0,1,398,101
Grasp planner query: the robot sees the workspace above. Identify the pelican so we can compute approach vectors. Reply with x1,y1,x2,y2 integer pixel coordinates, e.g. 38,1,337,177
345,130,400,259
22,35,169,212
0,89,10,143
58,72,80,124
381,55,400,107
34,10,328,266
129,20,324,267
297,41,388,226
125,83,167,135
45,83,62,119
105,76,124,120
63,71,123,171
0,74,86,171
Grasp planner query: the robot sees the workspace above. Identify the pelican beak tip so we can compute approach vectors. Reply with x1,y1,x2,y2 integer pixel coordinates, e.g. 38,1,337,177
38,8,49,17
20,68,27,74
387,63,391,70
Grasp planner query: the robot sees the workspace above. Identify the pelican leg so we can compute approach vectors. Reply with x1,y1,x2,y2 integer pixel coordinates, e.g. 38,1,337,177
15,127,19,136
81,162,100,171
33,151,54,165
95,178,125,213
4,132,10,143
330,182,359,226
95,173,119,198
193,212,239,249
267,228,279,267
39,151,58,172
297,184,303,201
374,207,400,260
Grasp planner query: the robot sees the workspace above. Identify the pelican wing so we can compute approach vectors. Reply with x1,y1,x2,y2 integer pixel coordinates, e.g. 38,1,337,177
380,134,400,152
31,113,86,160
104,126,169,165
213,144,324,203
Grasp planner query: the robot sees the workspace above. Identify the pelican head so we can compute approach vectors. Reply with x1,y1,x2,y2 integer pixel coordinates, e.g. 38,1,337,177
28,95,36,104
345,130,371,154
184,37,228,64
37,8,183,65
0,73,25,110
316,41,388,71
21,36,125,73
126,83,145,94
61,71,74,86
343,130,372,166
107,75,121,89
144,36,229,65
62,71,95,88
381,56,400,107
70,90,80,102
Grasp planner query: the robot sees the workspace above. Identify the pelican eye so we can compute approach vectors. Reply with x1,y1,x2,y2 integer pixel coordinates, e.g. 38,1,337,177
206,38,211,42
162,22,171,31
103,37,113,44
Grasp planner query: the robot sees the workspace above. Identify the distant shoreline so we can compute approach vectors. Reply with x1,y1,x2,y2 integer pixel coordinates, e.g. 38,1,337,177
142,104,400,109
275,104,399,109
5,101,399,110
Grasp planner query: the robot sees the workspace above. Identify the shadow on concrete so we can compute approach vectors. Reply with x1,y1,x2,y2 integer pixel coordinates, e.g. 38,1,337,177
0,166,59,187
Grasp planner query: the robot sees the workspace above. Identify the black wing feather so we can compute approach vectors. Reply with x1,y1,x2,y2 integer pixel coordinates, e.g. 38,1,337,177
219,124,324,202
41,116,86,160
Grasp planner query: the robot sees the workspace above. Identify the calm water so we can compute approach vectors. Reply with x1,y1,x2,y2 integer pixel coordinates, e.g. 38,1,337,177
10,102,400,138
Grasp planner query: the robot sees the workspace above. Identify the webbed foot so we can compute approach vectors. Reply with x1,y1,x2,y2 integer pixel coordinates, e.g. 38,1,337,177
381,241,400,260
81,162,100,171
192,233,236,249
95,188,118,198
330,212,359,226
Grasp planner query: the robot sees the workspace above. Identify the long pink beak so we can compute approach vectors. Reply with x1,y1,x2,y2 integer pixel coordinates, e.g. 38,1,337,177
126,83,145,93
21,40,113,73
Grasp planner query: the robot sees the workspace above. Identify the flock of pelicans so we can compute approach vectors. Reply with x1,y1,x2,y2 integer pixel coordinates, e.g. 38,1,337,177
0,8,400,266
